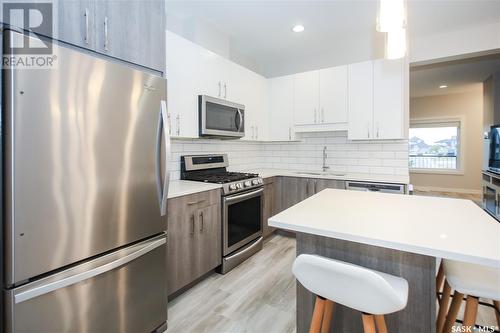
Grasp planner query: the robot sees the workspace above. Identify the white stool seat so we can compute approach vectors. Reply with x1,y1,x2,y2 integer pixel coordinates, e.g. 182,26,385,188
443,259,500,301
293,254,409,315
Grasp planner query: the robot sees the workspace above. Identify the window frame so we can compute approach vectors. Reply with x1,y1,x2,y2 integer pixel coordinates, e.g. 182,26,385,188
409,117,465,175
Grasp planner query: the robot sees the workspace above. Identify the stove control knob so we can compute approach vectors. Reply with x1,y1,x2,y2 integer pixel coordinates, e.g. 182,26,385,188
237,183,243,189
244,181,251,187
259,179,263,184
229,184,237,190
252,179,259,185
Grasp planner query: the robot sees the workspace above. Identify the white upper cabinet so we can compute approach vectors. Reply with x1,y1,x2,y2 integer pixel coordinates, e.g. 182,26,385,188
348,59,406,141
268,76,295,141
348,61,373,140
165,31,266,140
319,66,348,124
293,71,319,125
373,58,404,140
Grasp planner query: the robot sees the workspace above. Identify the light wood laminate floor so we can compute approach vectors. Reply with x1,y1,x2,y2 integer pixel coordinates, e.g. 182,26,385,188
166,234,296,333
166,231,497,333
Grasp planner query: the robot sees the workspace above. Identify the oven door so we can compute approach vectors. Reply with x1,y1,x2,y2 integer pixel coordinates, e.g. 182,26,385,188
223,187,263,256
199,95,245,137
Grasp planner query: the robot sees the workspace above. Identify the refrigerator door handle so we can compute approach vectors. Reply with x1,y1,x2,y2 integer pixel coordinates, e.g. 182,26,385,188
14,236,166,304
156,100,170,216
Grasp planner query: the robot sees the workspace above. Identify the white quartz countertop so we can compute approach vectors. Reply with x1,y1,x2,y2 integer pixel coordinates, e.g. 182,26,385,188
269,189,500,268
241,168,409,184
168,180,221,199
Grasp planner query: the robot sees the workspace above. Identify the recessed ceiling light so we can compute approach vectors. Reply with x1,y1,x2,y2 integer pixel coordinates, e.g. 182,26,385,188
292,25,305,33
439,85,448,89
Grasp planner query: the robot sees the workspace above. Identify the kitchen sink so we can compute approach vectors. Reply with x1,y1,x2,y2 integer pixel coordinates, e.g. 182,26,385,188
293,171,346,177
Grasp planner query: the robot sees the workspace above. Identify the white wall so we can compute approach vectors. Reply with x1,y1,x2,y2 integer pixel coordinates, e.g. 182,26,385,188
170,132,409,181
409,20,500,64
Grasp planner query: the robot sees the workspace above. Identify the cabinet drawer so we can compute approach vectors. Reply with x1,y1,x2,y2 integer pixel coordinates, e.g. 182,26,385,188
168,189,220,216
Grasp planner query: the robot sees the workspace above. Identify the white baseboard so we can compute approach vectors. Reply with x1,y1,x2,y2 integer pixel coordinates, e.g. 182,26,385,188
413,185,482,195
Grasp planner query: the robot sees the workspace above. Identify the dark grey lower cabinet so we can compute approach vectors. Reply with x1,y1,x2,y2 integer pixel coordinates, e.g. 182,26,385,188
263,177,277,237
275,176,346,212
167,189,221,296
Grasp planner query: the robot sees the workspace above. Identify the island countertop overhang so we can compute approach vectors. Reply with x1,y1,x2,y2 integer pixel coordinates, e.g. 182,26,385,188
268,189,500,268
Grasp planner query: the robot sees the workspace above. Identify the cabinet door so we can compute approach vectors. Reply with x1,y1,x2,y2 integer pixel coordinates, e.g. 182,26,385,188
268,76,295,141
95,0,165,72
314,179,345,193
195,204,222,275
294,71,319,125
373,59,404,139
279,177,311,210
167,202,197,295
165,31,201,138
57,0,95,49
320,66,348,124
348,61,373,140
263,180,276,238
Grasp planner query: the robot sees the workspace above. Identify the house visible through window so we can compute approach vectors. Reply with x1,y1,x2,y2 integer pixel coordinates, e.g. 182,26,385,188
409,121,460,170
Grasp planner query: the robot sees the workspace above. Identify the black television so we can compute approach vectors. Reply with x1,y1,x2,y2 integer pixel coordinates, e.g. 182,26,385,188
489,125,500,173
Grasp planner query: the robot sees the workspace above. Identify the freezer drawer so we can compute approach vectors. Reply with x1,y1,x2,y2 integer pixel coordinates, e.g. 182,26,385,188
4,235,167,333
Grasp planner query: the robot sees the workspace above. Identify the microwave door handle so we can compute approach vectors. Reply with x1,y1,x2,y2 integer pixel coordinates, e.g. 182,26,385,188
237,109,243,132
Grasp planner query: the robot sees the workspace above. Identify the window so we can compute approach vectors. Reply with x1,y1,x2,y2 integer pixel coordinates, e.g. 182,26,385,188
409,120,461,172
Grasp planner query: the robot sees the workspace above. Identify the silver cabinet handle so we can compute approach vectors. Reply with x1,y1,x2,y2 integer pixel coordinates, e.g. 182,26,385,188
251,126,255,139
155,101,170,216
103,16,109,51
224,83,227,99
314,179,317,193
218,81,221,97
314,109,317,123
176,114,180,136
84,8,89,44
190,214,195,235
376,122,380,138
14,237,165,304
367,123,370,139
321,108,325,123
167,112,172,135
255,126,258,140
289,127,291,140
199,211,204,232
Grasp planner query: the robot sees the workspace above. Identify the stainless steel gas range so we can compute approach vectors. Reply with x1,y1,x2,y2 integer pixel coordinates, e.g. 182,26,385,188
181,154,264,273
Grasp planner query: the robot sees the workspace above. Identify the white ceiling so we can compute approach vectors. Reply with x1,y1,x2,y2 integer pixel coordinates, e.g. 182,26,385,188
410,55,500,97
165,0,500,77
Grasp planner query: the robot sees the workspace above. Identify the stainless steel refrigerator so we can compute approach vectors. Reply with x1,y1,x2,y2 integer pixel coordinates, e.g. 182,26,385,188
2,29,170,332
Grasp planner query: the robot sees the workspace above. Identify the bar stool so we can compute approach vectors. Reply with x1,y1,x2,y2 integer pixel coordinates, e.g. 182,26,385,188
440,259,500,333
292,254,409,333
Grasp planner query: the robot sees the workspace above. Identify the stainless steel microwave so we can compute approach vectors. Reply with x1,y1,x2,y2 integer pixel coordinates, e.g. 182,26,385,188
199,95,245,138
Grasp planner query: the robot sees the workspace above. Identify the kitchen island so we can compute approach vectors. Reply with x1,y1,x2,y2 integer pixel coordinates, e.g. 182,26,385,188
268,189,500,333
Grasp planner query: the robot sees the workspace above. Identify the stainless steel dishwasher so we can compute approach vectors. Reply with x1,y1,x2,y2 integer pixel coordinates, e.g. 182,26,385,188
345,181,406,194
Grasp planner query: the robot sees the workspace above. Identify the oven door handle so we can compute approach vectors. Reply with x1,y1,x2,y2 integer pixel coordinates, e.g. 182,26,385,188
225,187,263,204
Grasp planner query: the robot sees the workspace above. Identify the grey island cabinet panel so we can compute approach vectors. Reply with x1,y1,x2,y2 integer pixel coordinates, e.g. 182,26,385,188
57,0,96,49
95,0,165,72
167,189,221,296
314,179,345,192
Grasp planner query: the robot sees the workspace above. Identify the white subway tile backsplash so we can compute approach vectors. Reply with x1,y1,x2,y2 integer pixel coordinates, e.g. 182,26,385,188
170,133,409,180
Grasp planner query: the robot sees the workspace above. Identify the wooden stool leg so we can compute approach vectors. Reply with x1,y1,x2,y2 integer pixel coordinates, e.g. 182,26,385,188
442,291,464,333
320,300,334,333
374,315,388,333
436,261,445,299
493,300,500,329
309,296,326,333
462,296,478,331
361,313,376,333
436,280,452,333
